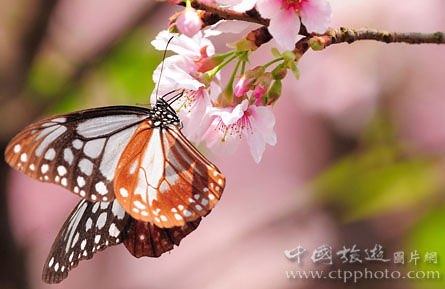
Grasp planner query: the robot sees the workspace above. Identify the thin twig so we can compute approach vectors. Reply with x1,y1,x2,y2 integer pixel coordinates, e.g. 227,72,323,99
313,27,445,48
178,1,445,47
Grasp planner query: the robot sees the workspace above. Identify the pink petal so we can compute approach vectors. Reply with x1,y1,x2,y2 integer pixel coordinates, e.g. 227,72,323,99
232,0,258,12
203,117,241,155
256,0,282,19
300,0,332,34
246,129,266,163
180,89,213,143
151,30,215,59
268,8,300,51
245,105,277,163
210,100,249,126
250,105,277,146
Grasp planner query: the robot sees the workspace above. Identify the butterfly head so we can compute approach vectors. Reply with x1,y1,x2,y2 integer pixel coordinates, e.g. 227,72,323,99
151,98,182,129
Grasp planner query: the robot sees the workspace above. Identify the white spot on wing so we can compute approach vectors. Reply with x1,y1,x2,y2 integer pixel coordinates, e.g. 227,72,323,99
80,239,87,250
96,212,107,229
13,144,21,153
20,153,28,162
84,138,106,159
108,223,120,238
119,188,128,197
79,158,93,176
111,200,126,220
57,165,67,176
72,139,83,150
92,202,100,213
64,148,74,165
77,176,85,187
41,164,49,174
44,148,56,160
86,218,92,231
95,181,108,195
133,201,146,209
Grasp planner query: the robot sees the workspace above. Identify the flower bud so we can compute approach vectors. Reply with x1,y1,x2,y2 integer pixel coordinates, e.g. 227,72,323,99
233,66,264,97
176,7,202,37
253,72,272,102
195,47,225,73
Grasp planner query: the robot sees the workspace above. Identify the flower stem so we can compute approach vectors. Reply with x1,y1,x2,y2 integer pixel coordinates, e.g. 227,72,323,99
241,60,246,75
217,50,236,59
222,58,242,104
264,57,284,69
205,54,238,80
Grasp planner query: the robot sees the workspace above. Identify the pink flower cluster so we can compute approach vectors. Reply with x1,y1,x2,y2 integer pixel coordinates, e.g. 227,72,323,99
152,31,276,163
175,0,331,50
155,0,332,162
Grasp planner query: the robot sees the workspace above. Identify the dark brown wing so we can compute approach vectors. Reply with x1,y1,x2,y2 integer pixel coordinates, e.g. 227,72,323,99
124,218,202,258
42,199,131,284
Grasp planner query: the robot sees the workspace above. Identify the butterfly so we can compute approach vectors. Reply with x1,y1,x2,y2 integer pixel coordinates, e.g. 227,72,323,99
5,93,225,283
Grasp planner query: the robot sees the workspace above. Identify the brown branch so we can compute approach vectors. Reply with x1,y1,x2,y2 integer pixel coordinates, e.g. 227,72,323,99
293,27,444,58
177,1,445,47
310,27,445,49
187,0,269,26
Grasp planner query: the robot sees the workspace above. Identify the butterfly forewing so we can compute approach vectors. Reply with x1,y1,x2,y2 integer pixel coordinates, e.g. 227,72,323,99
42,199,130,284
5,106,151,202
114,122,225,228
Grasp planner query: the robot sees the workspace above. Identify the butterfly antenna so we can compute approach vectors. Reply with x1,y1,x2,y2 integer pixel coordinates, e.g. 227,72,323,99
167,90,184,105
155,36,175,102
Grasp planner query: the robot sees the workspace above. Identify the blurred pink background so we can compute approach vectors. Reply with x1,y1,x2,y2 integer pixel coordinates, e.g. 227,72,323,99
1,0,445,289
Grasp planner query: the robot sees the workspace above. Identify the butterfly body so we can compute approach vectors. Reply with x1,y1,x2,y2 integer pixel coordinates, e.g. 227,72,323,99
5,98,225,283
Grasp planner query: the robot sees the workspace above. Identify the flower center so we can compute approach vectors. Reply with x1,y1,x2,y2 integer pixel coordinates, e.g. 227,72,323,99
282,0,306,12
215,113,252,142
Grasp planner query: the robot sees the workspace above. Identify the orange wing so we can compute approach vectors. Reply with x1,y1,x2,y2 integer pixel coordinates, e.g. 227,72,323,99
114,120,225,228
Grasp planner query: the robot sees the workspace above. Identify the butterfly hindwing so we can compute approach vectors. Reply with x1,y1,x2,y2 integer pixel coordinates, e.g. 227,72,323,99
114,122,225,228
42,199,130,284
43,198,205,283
5,106,151,202
123,218,202,258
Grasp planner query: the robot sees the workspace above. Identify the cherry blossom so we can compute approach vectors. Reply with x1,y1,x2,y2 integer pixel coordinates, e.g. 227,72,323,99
256,0,332,50
204,99,277,163
151,31,222,143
